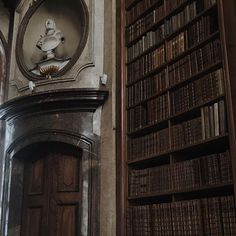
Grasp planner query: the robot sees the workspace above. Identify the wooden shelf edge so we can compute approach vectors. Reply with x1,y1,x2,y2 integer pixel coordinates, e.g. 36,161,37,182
128,182,234,200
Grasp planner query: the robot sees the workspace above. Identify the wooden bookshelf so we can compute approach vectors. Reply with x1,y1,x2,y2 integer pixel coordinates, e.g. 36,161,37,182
118,0,236,235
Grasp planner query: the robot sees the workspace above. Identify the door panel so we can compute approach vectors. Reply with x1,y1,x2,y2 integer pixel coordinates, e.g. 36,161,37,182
50,205,79,236
25,207,43,236
57,154,80,192
28,158,44,195
21,150,81,236
21,155,48,236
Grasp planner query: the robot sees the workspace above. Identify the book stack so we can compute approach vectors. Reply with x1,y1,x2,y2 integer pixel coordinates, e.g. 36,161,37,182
129,205,151,236
126,1,215,50
126,0,159,25
171,117,202,149
126,2,165,43
165,1,197,36
146,93,169,125
128,104,146,132
201,100,227,140
168,56,191,86
187,14,217,48
166,32,186,61
171,69,224,115
127,44,165,84
190,39,222,74
128,128,169,160
127,23,165,61
127,69,167,107
172,158,201,190
127,196,236,235
128,92,169,132
221,196,236,235
151,203,173,235
150,164,172,193
168,39,221,86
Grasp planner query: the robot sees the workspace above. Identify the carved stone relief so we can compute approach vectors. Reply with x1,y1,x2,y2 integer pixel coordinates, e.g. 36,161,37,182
10,0,99,93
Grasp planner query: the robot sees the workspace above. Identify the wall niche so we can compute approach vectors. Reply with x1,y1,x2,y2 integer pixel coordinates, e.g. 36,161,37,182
16,0,89,80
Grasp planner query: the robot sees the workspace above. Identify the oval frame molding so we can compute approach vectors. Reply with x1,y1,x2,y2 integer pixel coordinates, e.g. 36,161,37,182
0,30,8,103
16,0,89,81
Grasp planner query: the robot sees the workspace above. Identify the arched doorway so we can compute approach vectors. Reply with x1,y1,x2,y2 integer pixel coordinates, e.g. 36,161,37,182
8,142,83,236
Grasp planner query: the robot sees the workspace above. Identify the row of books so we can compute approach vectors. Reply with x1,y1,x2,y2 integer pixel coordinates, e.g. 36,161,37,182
168,38,222,86
125,1,198,45
165,1,197,37
127,69,167,107
127,9,215,62
127,45,165,84
171,100,226,149
129,151,232,196
127,24,165,61
201,100,227,139
171,116,202,149
166,32,186,61
127,36,221,85
187,14,217,48
128,93,169,132
126,0,203,58
127,64,223,109
126,0,164,26
128,101,226,158
126,1,211,54
166,16,218,62
190,38,222,75
171,69,224,115
128,128,169,160
127,196,236,236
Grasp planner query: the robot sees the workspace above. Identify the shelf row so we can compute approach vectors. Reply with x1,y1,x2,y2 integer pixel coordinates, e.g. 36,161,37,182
128,99,227,158
129,151,232,197
128,89,225,135
126,2,217,60
127,63,223,110
127,195,236,235
126,31,220,87
126,0,217,47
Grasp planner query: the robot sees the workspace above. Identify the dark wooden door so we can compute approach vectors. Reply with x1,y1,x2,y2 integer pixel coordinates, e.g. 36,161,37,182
20,150,81,236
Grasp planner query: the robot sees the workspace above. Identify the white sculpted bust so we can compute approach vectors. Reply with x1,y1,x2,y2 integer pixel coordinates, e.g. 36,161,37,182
36,19,65,59
30,19,70,78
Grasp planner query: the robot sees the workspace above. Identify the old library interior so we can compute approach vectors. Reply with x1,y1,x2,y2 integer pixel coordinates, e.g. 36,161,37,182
0,0,236,235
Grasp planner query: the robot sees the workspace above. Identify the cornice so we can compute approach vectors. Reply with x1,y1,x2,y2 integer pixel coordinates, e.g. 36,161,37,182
0,88,109,121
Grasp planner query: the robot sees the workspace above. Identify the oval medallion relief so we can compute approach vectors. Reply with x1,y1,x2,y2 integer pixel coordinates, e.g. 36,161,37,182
16,0,89,81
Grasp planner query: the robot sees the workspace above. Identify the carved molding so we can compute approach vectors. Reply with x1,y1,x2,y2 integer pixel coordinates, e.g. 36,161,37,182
10,77,76,92
0,89,108,121
15,0,89,81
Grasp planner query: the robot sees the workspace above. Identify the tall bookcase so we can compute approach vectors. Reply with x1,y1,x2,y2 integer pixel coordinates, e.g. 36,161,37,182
118,0,236,235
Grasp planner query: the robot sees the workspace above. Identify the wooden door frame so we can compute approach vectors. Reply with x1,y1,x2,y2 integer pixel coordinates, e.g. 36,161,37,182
0,130,100,236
